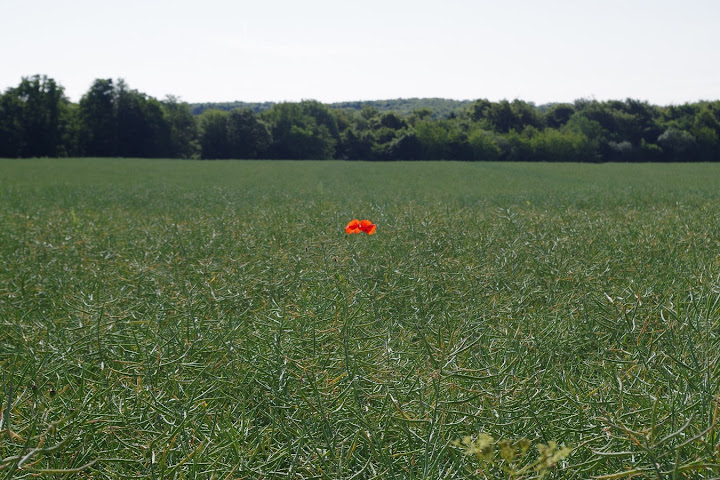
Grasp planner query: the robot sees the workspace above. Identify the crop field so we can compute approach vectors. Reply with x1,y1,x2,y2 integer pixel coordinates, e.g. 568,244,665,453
2,158,720,479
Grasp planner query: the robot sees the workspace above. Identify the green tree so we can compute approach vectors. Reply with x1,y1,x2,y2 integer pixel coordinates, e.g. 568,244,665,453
415,121,449,160
544,103,575,129
262,102,337,159
470,98,492,123
414,119,472,160
198,109,230,159
301,100,341,141
563,113,606,161
622,98,663,145
78,78,177,158
79,79,117,156
387,130,423,159
379,112,407,130
486,100,517,133
484,100,544,133
660,103,699,131
226,109,271,159
657,128,696,161
529,127,595,162
163,96,200,159
410,107,432,125
0,75,70,157
467,126,502,161
340,128,375,160
60,103,83,157
572,99,663,158
115,80,169,157
690,103,720,161
0,88,24,157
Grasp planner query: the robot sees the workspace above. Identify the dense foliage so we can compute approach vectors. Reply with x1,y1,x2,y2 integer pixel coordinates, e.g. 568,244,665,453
1,75,720,161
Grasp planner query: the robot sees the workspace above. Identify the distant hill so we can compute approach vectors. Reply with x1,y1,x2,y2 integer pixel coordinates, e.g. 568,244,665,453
329,98,474,118
189,101,277,115
189,98,474,118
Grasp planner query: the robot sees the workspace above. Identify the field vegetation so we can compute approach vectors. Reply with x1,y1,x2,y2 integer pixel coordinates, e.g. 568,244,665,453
2,159,720,478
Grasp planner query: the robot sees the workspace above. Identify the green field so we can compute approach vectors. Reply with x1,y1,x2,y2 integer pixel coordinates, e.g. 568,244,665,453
2,159,720,479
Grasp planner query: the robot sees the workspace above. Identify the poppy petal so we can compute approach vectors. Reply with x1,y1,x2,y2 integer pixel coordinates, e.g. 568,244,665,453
345,219,361,234
359,220,376,235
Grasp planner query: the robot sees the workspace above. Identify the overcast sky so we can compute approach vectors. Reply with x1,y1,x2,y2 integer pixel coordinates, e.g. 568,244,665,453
2,0,718,105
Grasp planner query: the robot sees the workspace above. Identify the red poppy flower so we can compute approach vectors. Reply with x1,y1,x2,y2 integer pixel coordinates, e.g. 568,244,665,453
345,219,376,235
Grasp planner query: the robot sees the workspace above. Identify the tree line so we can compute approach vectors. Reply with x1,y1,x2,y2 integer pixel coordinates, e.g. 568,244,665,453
1,74,719,162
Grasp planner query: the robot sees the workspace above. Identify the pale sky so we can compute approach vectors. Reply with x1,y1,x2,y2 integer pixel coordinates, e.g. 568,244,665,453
1,0,718,105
